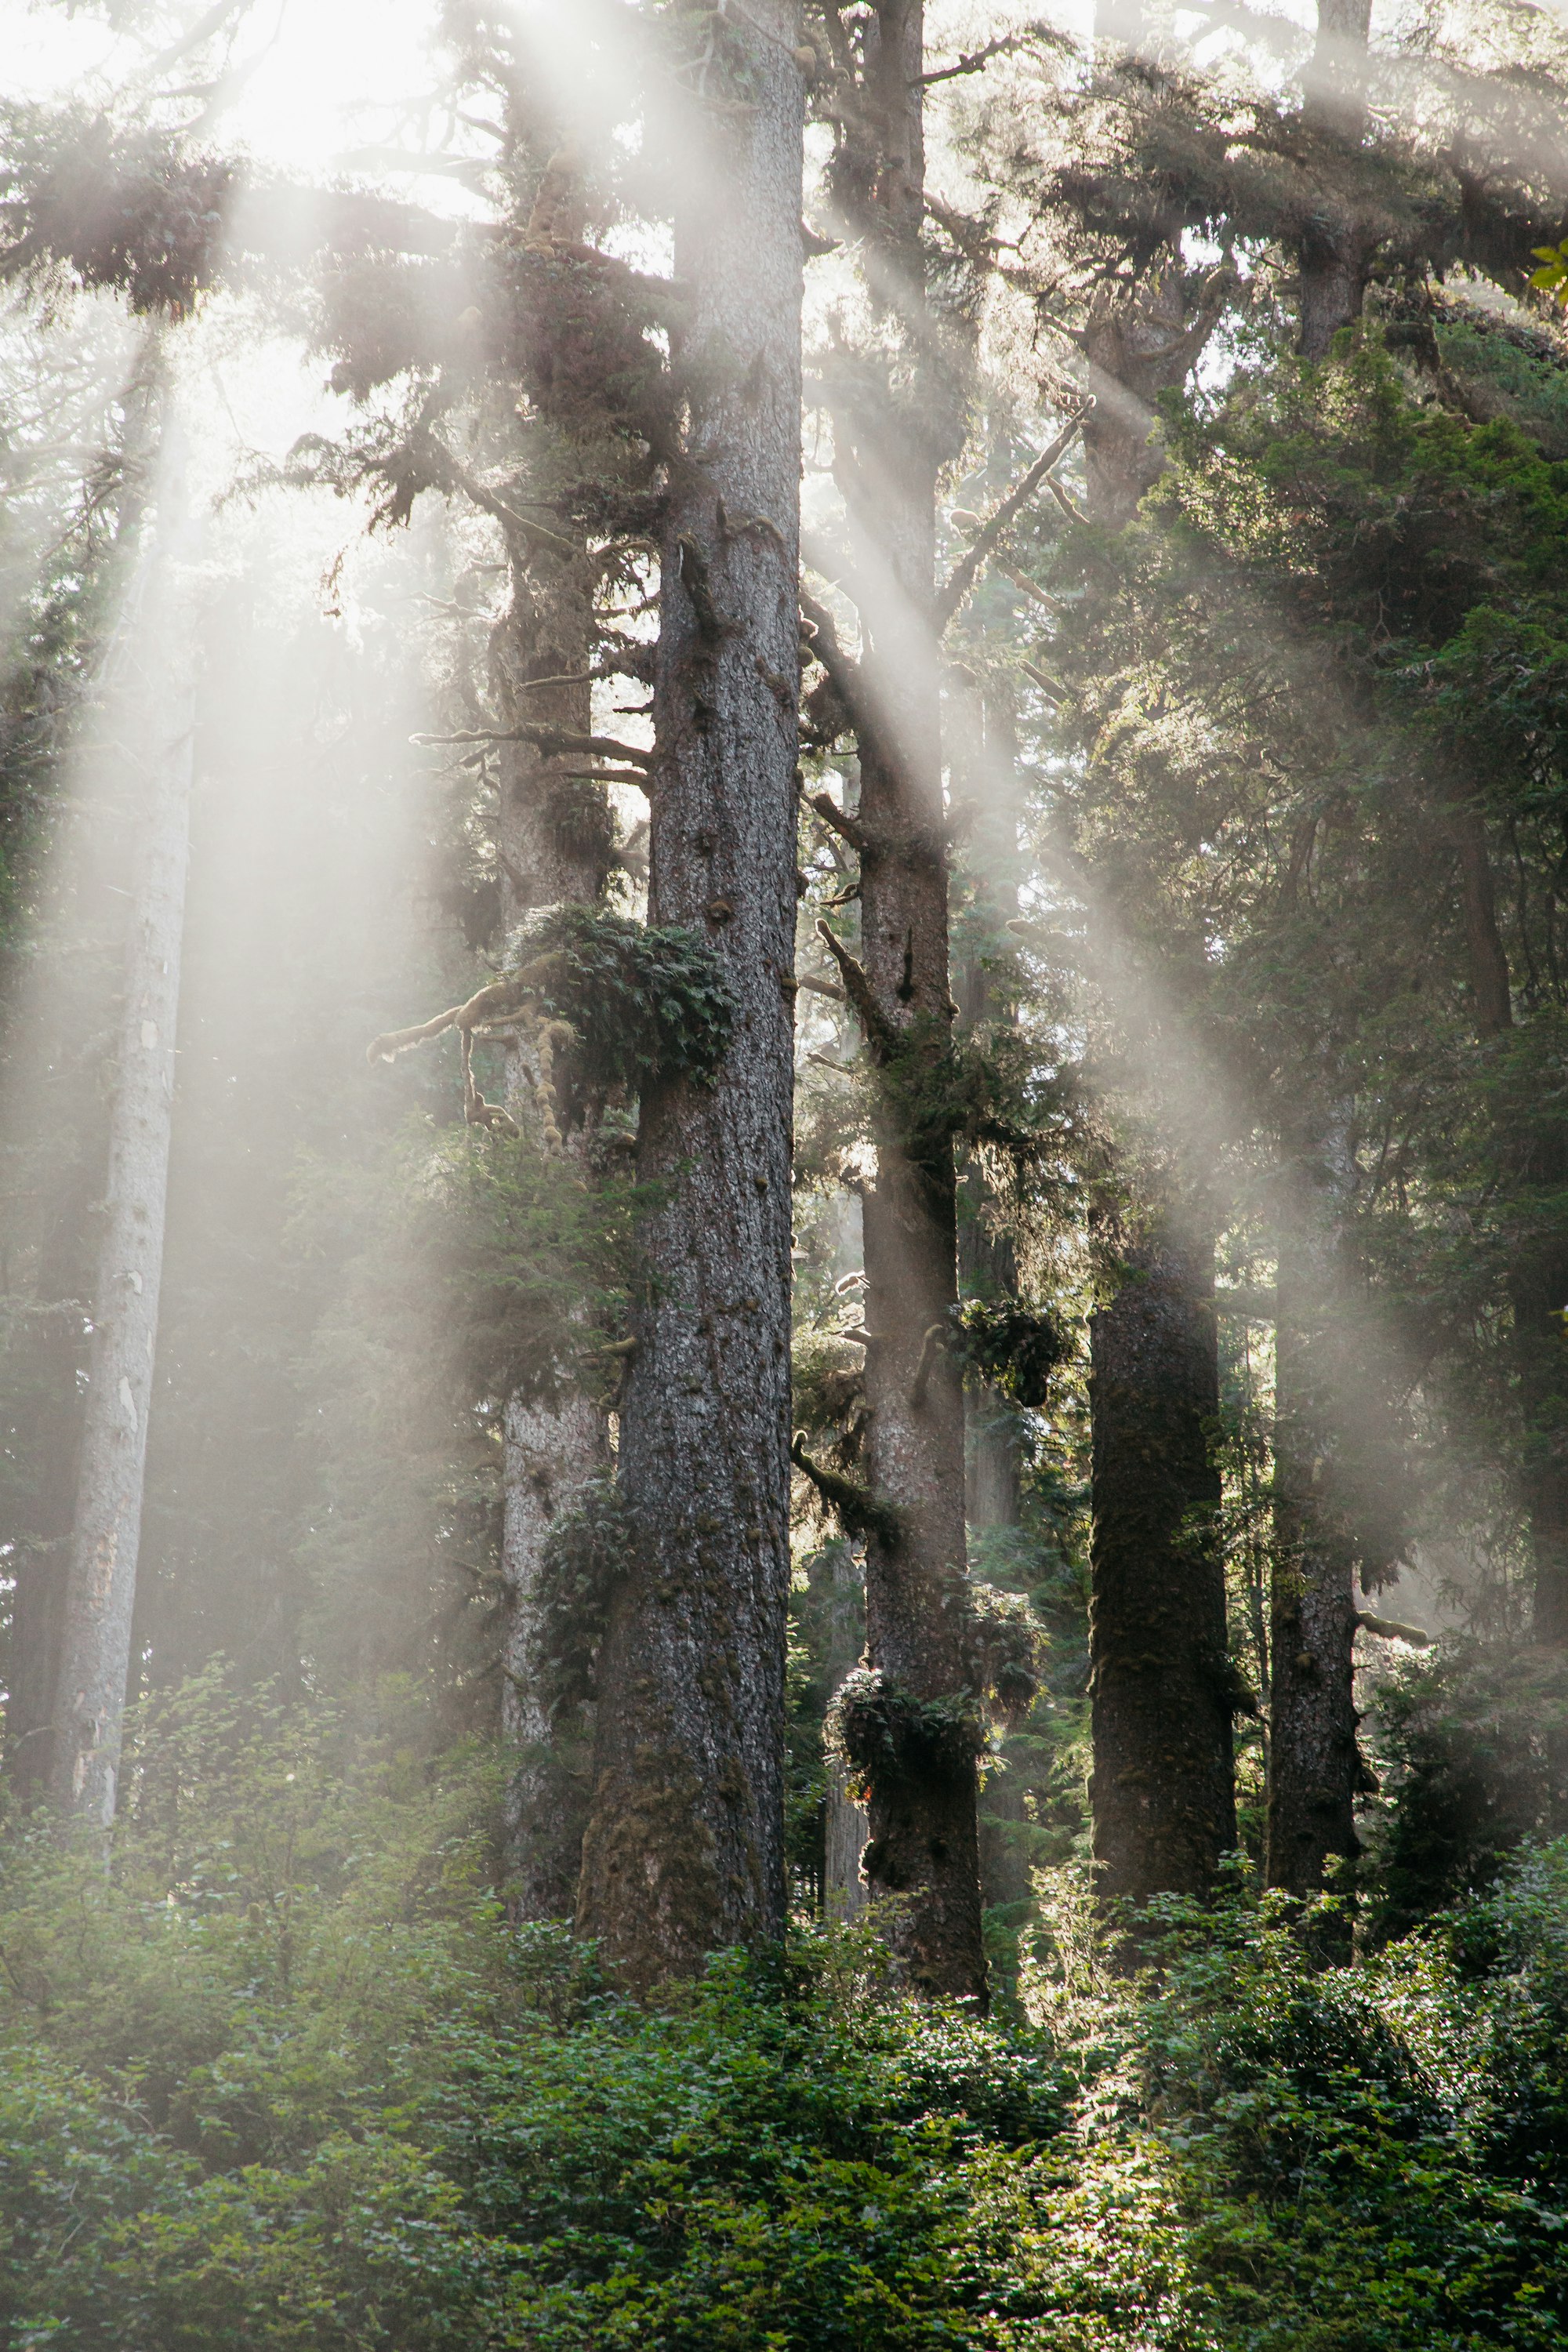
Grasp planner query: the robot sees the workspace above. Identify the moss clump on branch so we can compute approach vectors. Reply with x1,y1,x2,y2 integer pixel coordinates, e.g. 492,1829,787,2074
0,109,234,314
368,905,736,1138
827,1668,987,1791
789,1434,901,1548
949,1297,1070,1410
520,905,736,1097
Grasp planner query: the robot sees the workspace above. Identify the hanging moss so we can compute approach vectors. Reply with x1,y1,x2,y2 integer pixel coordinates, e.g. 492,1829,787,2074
827,1667,986,1795
513,903,738,1098
949,1297,1069,1409
826,1589,1046,1799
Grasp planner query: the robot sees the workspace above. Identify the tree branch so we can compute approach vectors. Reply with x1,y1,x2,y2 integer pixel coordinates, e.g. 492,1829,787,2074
808,789,870,854
410,726,652,768
817,920,895,1058
934,404,1093,630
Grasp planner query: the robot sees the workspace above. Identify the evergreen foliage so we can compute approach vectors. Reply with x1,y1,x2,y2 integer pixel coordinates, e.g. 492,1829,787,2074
1,1682,1566,2350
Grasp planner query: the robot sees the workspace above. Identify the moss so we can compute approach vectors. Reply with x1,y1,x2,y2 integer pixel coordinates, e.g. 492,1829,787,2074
827,1667,986,1795
949,1296,1069,1409
515,903,737,1100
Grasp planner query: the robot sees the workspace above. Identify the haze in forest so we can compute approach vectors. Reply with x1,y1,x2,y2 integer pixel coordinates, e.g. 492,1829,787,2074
1,0,1567,2343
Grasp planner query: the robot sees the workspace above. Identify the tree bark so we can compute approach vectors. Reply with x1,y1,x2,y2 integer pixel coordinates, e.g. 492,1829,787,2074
824,1546,869,1921
575,12,804,1988
494,535,612,1921
50,456,194,1827
1089,1206,1236,1904
1296,0,1375,360
817,0,987,2003
1072,93,1235,1909
1265,1132,1363,1914
956,684,1025,1536
1438,804,1568,1647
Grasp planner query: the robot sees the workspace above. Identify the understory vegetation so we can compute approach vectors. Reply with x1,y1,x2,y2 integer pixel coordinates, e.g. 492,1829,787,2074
4,0,1568,2338
0,1679,1564,2352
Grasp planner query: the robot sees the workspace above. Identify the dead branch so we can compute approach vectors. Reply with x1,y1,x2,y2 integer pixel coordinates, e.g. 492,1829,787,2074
934,404,1092,631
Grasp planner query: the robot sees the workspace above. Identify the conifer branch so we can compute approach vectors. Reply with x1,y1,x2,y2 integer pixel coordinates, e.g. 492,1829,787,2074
934,404,1093,630
808,789,870,853
816,919,895,1058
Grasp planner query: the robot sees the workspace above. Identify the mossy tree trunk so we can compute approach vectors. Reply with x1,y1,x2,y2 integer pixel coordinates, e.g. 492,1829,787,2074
955,684,1025,1537
808,0,986,2004
1070,42,1234,1907
495,528,613,1921
1295,0,1375,359
575,11,804,1987
1265,1134,1364,1914
1446,811,1568,1652
1089,1205,1236,1904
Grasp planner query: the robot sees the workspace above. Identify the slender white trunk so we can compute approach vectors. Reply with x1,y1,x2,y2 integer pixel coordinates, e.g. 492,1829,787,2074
51,530,194,1824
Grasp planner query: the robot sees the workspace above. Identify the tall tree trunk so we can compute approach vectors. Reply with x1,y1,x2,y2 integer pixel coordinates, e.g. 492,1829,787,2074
1072,92,1234,1904
956,683,1025,1534
50,447,194,1826
813,0,987,2003
575,12,804,1988
1089,1203,1235,1903
1296,0,1374,359
1265,1129,1363,1915
495,535,612,1920
1433,795,1568,1647
2,1171,93,1802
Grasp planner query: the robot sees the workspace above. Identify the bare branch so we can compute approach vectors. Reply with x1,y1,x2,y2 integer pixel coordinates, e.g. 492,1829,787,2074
918,32,1038,83
817,919,895,1058
934,403,1092,631
410,726,652,768
808,789,871,854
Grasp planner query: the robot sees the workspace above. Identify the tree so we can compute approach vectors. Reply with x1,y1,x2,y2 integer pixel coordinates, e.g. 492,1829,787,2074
575,1,806,1987
793,0,989,2001
50,376,196,1825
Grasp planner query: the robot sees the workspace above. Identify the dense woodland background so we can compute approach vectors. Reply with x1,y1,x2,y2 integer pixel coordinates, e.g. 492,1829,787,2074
1,0,1568,2343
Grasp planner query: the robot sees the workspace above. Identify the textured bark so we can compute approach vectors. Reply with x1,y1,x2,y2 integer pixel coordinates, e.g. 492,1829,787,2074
1450,804,1514,1040
1438,810,1568,1646
956,685,1024,1537
575,14,804,1987
1089,1211,1236,1904
1265,1138,1363,1913
1295,0,1375,360
824,1548,869,1921
1074,117,1233,1909
494,538,612,1920
822,0,986,2003
2,1180,90,1803
50,532,194,1827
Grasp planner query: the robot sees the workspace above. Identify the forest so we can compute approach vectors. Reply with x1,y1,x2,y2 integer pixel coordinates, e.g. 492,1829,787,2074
0,0,1566,2342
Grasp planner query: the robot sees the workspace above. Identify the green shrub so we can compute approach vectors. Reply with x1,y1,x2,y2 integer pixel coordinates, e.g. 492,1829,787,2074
2,1675,1566,2349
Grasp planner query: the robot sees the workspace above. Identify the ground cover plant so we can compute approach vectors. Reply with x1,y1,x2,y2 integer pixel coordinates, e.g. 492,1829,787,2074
0,1679,1564,2350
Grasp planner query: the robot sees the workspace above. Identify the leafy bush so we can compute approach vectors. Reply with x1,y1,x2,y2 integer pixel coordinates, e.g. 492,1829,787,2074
2,1675,1566,2350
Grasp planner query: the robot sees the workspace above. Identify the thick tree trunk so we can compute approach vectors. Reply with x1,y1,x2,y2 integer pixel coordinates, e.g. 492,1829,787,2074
1073,144,1234,1910
956,684,1025,1537
1089,1207,1235,1904
819,0,986,2003
576,14,804,1988
1296,0,1374,359
1265,1135,1363,1911
1439,808,1568,1647
50,500,194,1827
494,539,612,1919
